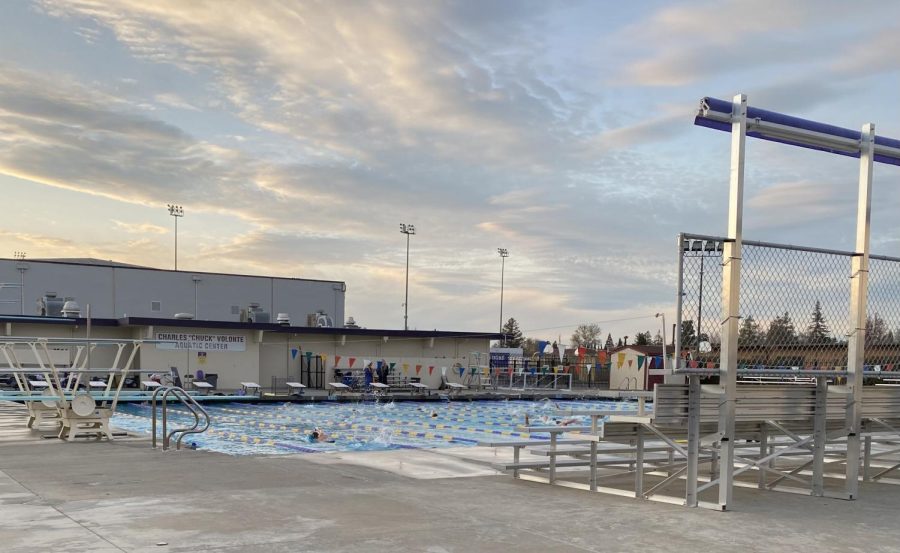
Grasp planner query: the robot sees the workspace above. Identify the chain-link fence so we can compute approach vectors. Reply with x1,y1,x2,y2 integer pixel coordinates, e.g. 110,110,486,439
678,233,900,371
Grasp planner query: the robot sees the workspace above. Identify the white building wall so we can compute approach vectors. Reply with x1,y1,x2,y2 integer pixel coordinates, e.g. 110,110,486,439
139,326,261,390
2,319,493,391
0,259,345,325
609,348,650,391
259,334,492,388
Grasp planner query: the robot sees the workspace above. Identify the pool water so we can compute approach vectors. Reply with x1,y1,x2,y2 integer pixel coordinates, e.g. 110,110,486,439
112,398,639,456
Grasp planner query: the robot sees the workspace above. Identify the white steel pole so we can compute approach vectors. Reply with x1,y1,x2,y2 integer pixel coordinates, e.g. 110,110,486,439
404,231,410,331
19,267,24,315
717,93,747,510
846,123,875,499
499,255,505,342
658,313,667,371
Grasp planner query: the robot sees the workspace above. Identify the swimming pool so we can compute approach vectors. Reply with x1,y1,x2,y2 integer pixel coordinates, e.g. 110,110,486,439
112,399,640,455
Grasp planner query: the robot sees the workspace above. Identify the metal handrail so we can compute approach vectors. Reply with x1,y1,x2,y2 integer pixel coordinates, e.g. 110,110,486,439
151,385,211,450
167,388,210,450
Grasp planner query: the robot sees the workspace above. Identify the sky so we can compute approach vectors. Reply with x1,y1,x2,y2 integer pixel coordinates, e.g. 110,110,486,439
0,0,898,344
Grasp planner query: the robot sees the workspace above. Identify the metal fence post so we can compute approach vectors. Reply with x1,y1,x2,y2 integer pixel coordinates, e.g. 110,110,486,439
845,123,875,499
673,233,685,382
716,93,747,510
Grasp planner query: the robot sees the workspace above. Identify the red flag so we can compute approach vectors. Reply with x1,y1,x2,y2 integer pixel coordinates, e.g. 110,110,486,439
598,351,608,364
428,366,434,375
348,357,356,368
577,346,586,359
334,355,342,367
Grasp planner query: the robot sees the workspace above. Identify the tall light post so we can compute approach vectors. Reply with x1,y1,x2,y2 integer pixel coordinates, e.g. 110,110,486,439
192,276,202,318
498,248,509,345
656,312,668,371
399,223,415,331
167,204,184,270
14,251,26,315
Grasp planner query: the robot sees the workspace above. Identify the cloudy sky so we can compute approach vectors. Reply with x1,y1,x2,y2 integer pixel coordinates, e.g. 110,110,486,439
0,1,898,342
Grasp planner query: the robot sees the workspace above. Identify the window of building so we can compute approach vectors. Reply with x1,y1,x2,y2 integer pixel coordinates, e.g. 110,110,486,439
231,305,240,315
151,301,161,312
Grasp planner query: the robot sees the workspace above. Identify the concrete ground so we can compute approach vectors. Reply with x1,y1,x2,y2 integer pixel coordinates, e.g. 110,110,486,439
2,403,899,553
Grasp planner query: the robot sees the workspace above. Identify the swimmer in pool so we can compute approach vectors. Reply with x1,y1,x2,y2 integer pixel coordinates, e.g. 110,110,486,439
308,427,334,443
430,410,438,418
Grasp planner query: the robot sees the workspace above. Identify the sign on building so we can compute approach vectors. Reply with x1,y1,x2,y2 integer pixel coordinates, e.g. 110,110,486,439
155,333,246,352
490,347,524,368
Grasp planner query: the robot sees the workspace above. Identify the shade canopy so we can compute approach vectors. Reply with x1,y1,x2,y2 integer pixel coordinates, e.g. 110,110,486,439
695,97,900,167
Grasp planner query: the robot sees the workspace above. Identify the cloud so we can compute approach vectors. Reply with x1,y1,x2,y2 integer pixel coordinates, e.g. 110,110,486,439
746,180,853,230
615,0,900,87
153,93,200,111
832,28,900,77
111,220,169,234
594,109,689,149
4,0,893,342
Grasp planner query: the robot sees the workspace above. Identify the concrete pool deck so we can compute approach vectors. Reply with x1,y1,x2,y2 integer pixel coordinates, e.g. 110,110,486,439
2,403,900,552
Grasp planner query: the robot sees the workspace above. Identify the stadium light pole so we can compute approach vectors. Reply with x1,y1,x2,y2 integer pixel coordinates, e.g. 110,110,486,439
498,248,509,346
655,312,667,371
400,223,415,331
14,251,26,315
167,204,184,270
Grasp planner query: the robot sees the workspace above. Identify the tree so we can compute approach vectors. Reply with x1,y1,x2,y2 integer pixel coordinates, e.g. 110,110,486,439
766,312,799,345
652,331,663,345
681,320,697,348
738,315,764,346
501,318,524,348
521,337,539,357
634,331,652,345
570,323,602,350
805,301,832,344
604,333,614,351
866,313,889,346
616,338,623,347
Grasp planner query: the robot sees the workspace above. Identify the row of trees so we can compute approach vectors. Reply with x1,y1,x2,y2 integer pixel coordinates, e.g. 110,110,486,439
500,300,900,356
499,318,663,356
684,301,900,347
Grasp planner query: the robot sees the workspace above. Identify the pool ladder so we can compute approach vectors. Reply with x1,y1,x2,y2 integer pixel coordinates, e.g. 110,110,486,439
151,386,211,451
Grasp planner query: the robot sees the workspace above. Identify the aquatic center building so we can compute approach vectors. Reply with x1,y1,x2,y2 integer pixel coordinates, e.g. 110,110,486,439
0,257,498,390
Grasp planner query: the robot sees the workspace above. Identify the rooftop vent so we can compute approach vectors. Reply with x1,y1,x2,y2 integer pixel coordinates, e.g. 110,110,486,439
39,293,65,317
173,313,195,320
242,303,270,324
307,310,333,328
276,313,291,325
344,316,360,329
61,300,81,318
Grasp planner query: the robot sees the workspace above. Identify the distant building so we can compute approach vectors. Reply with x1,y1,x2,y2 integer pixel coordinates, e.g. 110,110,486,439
0,257,346,323
609,345,673,391
0,257,499,390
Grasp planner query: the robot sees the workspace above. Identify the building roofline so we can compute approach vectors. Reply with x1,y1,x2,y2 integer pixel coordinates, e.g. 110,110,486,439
0,257,345,286
0,315,120,327
0,314,500,339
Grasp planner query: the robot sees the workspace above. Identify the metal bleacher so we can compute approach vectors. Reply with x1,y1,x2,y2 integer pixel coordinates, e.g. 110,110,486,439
487,374,900,510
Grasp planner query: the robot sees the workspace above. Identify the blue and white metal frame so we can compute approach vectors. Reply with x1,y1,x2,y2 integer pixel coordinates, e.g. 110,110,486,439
692,95,899,509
